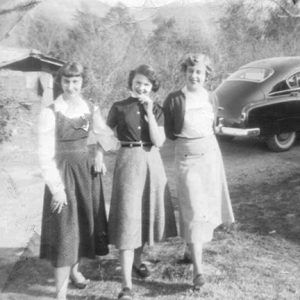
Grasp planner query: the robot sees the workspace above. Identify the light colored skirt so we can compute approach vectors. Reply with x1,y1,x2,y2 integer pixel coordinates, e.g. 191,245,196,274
174,135,234,244
108,146,177,250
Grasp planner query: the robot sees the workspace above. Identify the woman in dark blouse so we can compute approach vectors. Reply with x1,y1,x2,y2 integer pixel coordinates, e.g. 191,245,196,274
107,64,177,300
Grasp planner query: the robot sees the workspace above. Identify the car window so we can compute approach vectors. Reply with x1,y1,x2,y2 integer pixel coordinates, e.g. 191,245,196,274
270,80,290,94
269,71,300,95
287,72,300,89
226,67,273,83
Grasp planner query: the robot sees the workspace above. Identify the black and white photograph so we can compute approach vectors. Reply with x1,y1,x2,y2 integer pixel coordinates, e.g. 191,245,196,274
0,0,299,299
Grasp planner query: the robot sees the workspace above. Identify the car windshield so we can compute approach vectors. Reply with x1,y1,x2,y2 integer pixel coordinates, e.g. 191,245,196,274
227,67,273,83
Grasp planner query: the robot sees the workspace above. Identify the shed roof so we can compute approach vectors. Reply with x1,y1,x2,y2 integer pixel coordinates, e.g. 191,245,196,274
0,46,64,68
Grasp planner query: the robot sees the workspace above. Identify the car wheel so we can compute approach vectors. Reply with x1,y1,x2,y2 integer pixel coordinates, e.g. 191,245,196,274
266,132,296,152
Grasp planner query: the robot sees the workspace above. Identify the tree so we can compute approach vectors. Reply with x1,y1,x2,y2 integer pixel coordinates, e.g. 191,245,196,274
215,0,300,85
20,15,66,57
147,16,215,96
268,0,300,18
61,4,146,112
0,0,40,41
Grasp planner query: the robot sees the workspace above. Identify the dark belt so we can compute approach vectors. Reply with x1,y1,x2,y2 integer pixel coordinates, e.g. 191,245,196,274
121,141,153,148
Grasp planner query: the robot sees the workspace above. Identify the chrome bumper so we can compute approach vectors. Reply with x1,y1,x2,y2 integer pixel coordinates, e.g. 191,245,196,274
218,125,260,137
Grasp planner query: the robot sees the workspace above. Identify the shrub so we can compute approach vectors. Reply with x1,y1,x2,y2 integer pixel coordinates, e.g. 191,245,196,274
0,94,19,144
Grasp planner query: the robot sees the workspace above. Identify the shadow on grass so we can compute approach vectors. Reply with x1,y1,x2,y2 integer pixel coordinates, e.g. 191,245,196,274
2,253,192,299
163,137,300,244
97,255,193,298
218,136,269,156
133,280,191,298
230,172,300,243
2,254,115,299
2,255,54,298
0,247,24,291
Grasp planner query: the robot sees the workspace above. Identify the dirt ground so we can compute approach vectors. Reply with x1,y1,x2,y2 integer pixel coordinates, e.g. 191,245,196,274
0,122,300,299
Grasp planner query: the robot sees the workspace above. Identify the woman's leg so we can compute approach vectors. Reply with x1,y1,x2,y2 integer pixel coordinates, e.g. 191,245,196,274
120,249,134,289
133,246,143,267
70,262,79,277
133,246,150,278
189,242,205,290
54,266,70,300
189,243,204,277
182,243,192,263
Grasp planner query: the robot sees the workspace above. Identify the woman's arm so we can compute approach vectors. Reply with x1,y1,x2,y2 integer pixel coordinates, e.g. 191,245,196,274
147,113,166,148
209,92,222,134
87,105,119,152
38,108,67,213
162,95,176,140
140,95,165,147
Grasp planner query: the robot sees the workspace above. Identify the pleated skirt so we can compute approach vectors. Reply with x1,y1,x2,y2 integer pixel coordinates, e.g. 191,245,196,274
174,135,234,244
108,146,177,250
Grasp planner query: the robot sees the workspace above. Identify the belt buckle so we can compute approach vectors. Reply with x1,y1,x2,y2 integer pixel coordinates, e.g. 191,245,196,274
129,143,133,148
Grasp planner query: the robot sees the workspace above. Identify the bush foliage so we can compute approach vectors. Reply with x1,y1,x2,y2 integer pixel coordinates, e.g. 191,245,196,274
1,0,298,143
19,1,300,109
0,94,18,143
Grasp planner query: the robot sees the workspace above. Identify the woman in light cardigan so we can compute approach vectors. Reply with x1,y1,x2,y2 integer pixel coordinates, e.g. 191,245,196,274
163,53,234,291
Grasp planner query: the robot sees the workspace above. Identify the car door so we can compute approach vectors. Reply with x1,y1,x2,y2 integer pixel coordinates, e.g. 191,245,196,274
267,71,300,133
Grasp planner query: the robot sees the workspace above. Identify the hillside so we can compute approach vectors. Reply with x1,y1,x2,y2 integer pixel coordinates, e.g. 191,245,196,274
31,0,111,24
1,0,224,47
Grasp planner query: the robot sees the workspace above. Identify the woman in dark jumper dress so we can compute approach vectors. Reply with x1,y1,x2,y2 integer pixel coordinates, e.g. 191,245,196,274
107,64,177,300
38,62,116,300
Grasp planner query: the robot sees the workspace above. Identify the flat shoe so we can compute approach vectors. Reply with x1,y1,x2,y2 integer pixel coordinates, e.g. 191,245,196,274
118,287,133,300
193,273,205,291
132,263,150,278
70,273,89,289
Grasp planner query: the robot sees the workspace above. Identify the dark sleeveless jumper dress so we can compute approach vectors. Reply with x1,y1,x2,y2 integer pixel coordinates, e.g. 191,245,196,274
40,105,108,267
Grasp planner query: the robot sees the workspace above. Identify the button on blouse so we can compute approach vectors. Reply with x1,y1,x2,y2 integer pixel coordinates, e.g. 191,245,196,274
107,97,164,142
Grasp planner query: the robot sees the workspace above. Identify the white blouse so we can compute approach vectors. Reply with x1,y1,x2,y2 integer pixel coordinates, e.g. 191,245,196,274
38,95,118,196
176,86,214,139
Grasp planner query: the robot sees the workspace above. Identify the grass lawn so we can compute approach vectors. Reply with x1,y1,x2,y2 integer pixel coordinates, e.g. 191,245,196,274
1,139,300,299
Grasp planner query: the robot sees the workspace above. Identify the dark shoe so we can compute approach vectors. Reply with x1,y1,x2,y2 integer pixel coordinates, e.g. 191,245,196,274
193,274,205,291
178,253,193,264
70,273,89,289
118,287,133,300
132,263,150,278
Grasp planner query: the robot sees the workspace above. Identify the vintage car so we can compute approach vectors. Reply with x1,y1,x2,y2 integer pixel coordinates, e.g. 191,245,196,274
215,57,300,151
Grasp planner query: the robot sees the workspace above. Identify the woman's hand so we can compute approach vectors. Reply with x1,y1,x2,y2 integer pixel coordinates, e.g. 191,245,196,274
138,96,165,147
214,123,222,134
138,95,153,116
94,149,107,175
51,189,67,214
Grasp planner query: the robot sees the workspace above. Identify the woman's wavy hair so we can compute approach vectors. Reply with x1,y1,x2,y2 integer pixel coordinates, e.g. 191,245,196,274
180,53,212,77
128,64,160,92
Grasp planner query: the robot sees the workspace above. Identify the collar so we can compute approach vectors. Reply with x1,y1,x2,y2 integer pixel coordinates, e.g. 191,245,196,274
129,92,141,102
54,95,90,115
182,86,208,97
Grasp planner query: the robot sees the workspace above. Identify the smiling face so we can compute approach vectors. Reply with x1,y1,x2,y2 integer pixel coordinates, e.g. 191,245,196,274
185,64,207,91
61,75,83,98
131,73,153,97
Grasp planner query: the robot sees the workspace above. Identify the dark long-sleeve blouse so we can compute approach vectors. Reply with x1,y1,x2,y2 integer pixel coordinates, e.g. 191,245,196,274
107,97,164,142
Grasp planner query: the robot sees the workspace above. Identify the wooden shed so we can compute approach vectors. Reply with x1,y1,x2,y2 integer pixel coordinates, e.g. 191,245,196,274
0,46,64,107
